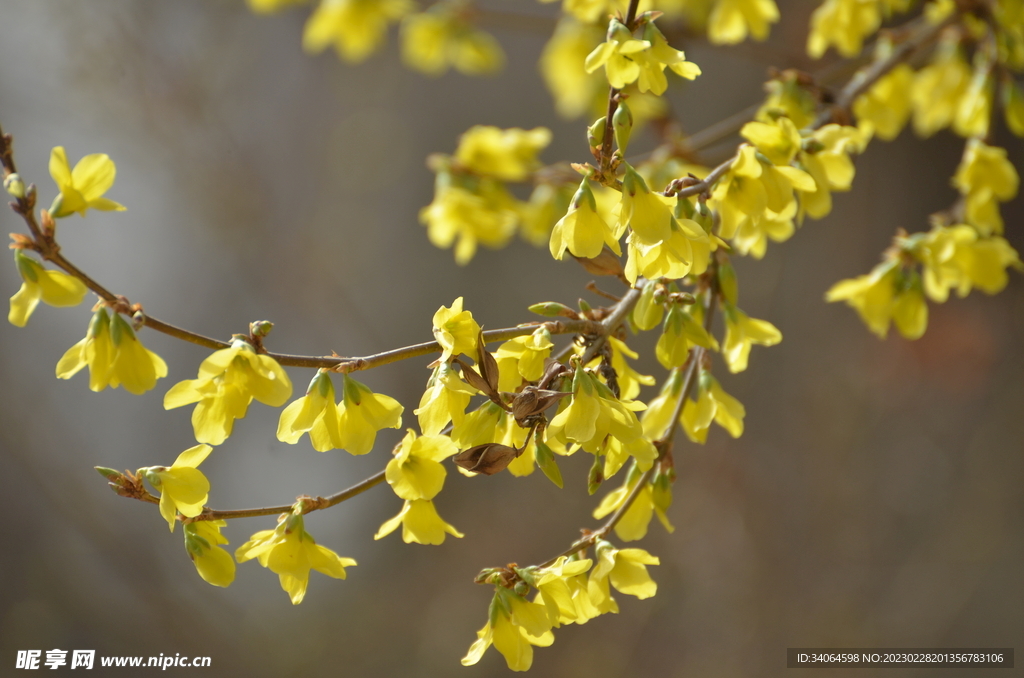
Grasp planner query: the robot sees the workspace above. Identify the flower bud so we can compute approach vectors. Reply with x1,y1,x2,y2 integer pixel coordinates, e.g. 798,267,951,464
588,117,607,151
250,320,274,338
613,101,633,154
4,173,25,199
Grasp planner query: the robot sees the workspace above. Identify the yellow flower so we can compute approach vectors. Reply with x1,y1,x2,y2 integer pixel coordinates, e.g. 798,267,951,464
707,0,780,45
711,146,767,239
952,140,1019,236
953,67,993,139
528,556,594,626
432,296,481,362
385,429,458,500
454,126,551,182
623,216,713,284
655,304,718,370
164,337,292,446
401,8,504,76
680,372,745,443
911,42,971,137
540,19,605,119
56,308,168,395
796,124,864,220
277,371,403,454
8,251,88,327
420,181,519,264
461,589,555,672
494,327,554,384
807,0,881,58
550,179,621,260
641,368,683,440
451,400,503,449
825,260,928,339
547,364,645,453
235,512,356,604
731,205,795,258
853,63,913,141
246,0,307,11
302,0,412,62
374,498,464,544
183,519,235,588
593,472,672,541
721,304,782,373
584,20,651,89
619,164,674,245
594,336,655,402
633,22,701,95
48,146,126,218
919,226,1021,302
140,444,212,532
740,116,801,166
589,540,660,600
415,361,477,435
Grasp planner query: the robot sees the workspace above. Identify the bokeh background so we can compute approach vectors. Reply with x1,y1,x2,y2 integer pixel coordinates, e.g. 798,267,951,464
1,1,1021,676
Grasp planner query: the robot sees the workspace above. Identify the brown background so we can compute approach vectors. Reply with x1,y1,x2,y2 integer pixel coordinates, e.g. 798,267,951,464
0,1,1021,676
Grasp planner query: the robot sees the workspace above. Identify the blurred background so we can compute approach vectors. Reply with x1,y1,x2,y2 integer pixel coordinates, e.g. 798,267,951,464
0,1,1021,676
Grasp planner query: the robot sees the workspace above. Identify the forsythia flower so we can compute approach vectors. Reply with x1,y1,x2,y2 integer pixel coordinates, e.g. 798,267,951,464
454,126,551,182
826,260,928,339
721,304,782,373
420,182,518,264
593,472,672,541
623,215,713,284
797,124,864,220
740,115,801,167
589,539,660,602
56,308,168,395
594,336,655,401
302,0,412,62
681,372,746,443
277,370,403,454
547,364,645,453
707,0,780,45
8,250,88,327
140,444,213,532
462,589,555,672
635,23,701,95
807,0,882,58
494,327,554,384
540,19,605,119
416,361,477,435
432,296,481,362
385,428,459,500
183,519,235,588
164,337,292,445
375,498,464,544
246,0,307,11
853,64,913,141
952,140,1019,236
401,8,504,76
235,512,356,604
48,146,126,218
550,179,621,260
619,164,673,245
584,20,651,90
952,66,993,139
918,226,1021,302
911,42,971,137
655,304,718,370
527,556,595,626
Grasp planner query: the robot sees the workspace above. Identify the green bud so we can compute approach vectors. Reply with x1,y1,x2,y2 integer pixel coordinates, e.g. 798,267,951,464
131,310,146,331
513,581,530,597
4,173,25,199
577,298,592,314
48,193,66,218
634,279,664,331
718,261,739,305
14,250,38,283
342,373,363,406
588,117,607,150
250,320,274,338
528,301,579,319
94,466,124,482
613,101,633,154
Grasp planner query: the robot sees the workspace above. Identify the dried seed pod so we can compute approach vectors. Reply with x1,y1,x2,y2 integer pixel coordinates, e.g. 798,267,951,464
453,443,519,475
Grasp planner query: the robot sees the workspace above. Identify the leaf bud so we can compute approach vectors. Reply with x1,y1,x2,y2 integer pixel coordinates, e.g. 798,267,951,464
250,320,274,338
588,117,607,151
94,466,124,482
587,454,604,495
613,101,633,154
528,301,580,318
4,173,25,199
132,310,146,331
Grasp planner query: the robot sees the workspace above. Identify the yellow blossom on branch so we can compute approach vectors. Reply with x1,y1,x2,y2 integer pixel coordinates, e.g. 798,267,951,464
707,0,780,45
853,63,914,141
416,361,477,435
385,428,459,500
401,6,504,76
550,178,621,261
721,303,782,373
917,226,1021,302
140,444,213,532
277,371,403,454
825,259,928,339
163,337,292,445
235,511,356,604
547,364,645,453
48,146,126,218
589,539,660,603
681,371,746,443
56,308,168,395
952,140,1019,236
454,126,551,182
420,181,519,264
183,519,235,588
375,498,464,544
8,251,88,327
462,589,555,672
432,296,481,362
494,327,554,384
302,0,412,62
540,18,605,119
